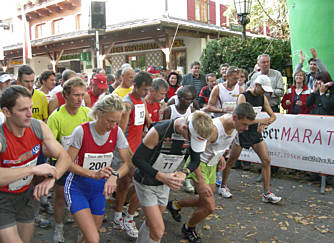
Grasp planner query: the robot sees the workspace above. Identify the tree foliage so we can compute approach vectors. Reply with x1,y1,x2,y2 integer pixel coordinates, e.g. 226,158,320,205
225,0,290,39
200,36,291,77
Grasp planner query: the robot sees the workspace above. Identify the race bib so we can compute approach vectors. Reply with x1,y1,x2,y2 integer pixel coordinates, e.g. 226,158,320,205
152,153,185,173
253,106,262,117
61,135,72,151
8,158,38,191
207,150,225,166
82,152,113,172
134,104,145,126
222,102,237,113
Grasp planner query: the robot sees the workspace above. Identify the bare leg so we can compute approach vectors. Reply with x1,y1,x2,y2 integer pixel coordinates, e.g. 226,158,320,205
0,225,24,243
16,222,34,243
74,208,103,243
222,142,243,186
252,141,271,191
139,205,166,242
54,184,66,224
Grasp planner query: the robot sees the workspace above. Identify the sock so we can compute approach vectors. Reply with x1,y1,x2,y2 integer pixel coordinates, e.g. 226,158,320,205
136,221,150,243
125,214,134,222
55,223,64,231
114,211,122,219
186,222,195,229
173,201,181,210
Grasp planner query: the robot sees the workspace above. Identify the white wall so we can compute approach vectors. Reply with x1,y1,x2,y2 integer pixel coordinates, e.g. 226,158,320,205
183,37,202,73
30,56,51,75
168,0,187,19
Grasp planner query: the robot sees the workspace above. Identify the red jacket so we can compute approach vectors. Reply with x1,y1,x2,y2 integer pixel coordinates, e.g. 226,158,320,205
281,85,312,114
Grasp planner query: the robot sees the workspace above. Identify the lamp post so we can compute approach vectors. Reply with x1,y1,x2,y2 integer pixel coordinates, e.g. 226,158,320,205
234,0,252,40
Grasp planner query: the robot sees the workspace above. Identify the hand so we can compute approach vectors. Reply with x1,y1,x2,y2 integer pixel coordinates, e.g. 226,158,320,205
32,164,57,178
299,50,305,63
260,118,271,126
295,100,303,106
319,83,328,95
313,81,320,93
217,157,226,171
257,124,267,133
33,178,55,201
174,171,187,181
310,48,317,59
94,167,114,180
285,100,292,106
201,105,209,112
198,183,213,197
103,176,117,199
156,172,184,190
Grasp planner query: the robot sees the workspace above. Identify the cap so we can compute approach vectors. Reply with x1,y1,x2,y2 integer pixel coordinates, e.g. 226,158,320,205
147,66,160,74
188,114,207,153
91,73,108,90
254,75,273,93
0,74,11,83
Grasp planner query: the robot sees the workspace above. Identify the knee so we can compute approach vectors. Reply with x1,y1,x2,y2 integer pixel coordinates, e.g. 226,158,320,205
261,157,271,167
87,234,99,243
205,201,215,215
150,224,165,241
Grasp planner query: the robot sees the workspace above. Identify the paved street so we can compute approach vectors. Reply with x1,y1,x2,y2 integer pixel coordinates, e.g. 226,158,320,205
33,167,334,243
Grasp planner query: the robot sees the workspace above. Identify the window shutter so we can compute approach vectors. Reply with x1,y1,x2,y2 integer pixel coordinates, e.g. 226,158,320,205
220,4,227,26
209,1,216,24
187,0,195,21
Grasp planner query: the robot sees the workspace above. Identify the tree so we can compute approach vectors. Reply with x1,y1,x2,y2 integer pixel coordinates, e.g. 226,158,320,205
224,0,290,39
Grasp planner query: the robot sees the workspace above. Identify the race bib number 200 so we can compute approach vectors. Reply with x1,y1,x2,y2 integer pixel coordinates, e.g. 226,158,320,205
82,152,113,172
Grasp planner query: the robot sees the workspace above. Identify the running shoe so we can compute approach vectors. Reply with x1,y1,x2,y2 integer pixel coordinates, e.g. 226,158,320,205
123,218,138,238
113,216,125,230
182,224,201,243
40,201,54,215
218,186,232,198
184,179,195,193
35,215,51,229
262,192,281,204
53,226,64,243
122,205,139,218
167,200,182,222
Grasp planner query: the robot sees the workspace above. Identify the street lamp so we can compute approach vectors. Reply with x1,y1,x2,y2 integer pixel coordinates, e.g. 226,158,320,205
234,0,252,40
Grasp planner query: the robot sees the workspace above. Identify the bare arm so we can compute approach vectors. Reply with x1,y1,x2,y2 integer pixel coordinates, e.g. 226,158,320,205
204,86,223,113
163,106,171,120
119,103,131,132
40,121,71,180
48,97,59,116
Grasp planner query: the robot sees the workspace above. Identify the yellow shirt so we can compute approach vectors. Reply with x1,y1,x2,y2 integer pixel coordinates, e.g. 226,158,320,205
112,86,133,98
32,89,48,121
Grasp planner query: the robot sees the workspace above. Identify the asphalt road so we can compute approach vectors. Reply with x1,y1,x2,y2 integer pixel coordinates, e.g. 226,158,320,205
33,167,334,243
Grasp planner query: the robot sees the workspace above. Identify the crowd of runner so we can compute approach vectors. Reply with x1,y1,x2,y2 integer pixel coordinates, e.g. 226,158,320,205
0,49,333,243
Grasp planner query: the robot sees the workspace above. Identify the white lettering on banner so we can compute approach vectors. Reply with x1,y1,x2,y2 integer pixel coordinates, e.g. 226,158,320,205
238,113,334,175
134,104,145,126
8,158,38,191
83,152,113,172
152,153,185,173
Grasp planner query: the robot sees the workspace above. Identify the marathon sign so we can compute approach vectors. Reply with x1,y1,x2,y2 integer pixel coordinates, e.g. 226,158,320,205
238,113,334,175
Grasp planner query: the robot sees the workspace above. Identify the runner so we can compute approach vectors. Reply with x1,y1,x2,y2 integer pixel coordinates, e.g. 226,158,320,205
47,77,91,243
112,71,152,238
64,94,132,243
167,103,255,243
133,111,213,243
219,75,282,203
0,85,71,243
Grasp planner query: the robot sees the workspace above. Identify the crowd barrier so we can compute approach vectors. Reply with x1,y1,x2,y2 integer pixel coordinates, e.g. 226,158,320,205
238,113,334,176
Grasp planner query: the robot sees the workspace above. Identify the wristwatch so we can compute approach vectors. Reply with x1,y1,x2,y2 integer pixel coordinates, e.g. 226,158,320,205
182,168,191,176
111,171,119,179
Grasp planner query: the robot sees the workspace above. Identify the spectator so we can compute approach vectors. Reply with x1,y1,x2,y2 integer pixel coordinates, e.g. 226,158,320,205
250,54,284,112
181,61,206,101
107,74,115,93
165,71,181,102
0,73,11,94
306,71,334,115
294,48,328,90
281,70,312,114
198,73,217,108
248,64,260,81
217,63,229,84
238,68,248,91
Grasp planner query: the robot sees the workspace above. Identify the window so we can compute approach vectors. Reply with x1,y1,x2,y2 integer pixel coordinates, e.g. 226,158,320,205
127,55,146,70
195,0,208,23
52,18,64,35
35,23,46,39
76,14,81,30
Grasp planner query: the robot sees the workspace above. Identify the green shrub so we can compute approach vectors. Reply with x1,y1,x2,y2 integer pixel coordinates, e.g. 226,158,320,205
200,36,291,78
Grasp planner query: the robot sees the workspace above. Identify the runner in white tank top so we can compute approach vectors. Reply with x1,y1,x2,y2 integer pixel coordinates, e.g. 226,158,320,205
170,104,192,119
213,82,240,117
